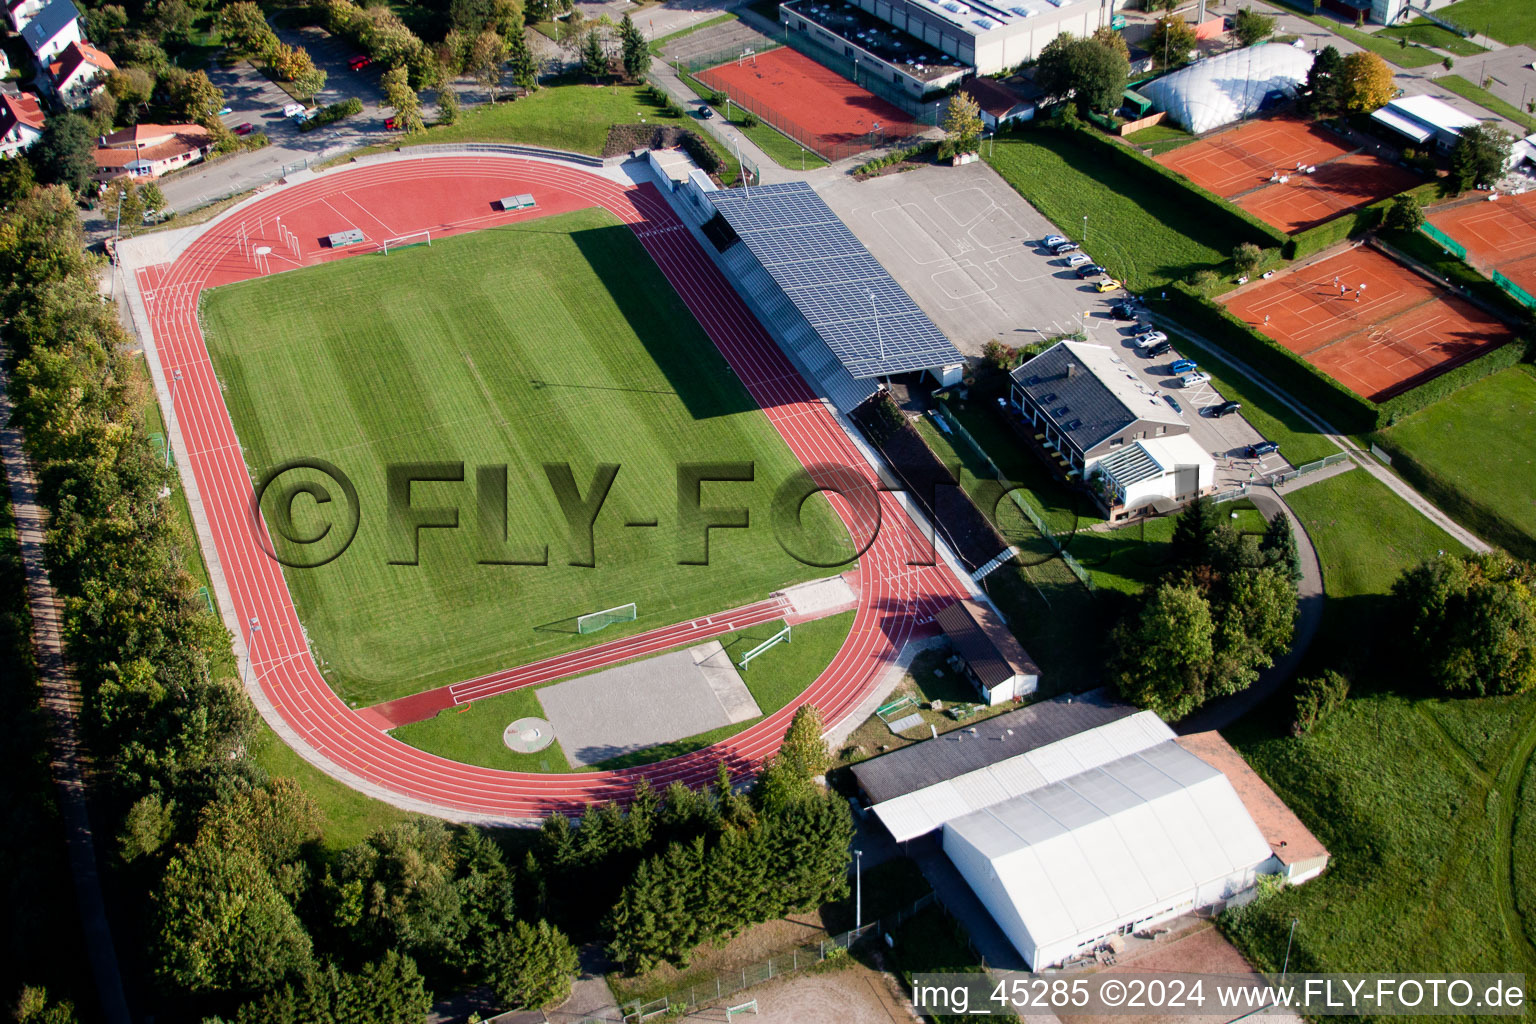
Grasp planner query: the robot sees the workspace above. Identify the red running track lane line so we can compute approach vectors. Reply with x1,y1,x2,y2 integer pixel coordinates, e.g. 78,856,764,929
363,595,793,729
139,156,969,819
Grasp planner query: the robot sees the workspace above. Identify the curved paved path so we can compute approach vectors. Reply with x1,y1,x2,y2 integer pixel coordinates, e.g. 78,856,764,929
130,153,969,821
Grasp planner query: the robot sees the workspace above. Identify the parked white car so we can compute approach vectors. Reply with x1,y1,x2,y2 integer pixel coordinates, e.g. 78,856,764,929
1066,253,1092,267
1133,330,1168,349
1178,371,1211,388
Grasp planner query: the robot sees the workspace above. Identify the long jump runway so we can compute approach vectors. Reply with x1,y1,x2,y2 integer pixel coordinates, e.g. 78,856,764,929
136,155,968,819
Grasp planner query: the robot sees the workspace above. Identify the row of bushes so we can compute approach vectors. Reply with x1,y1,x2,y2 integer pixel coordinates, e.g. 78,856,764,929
1284,182,1441,262
1164,283,1381,432
854,139,938,176
297,96,363,132
1048,117,1290,252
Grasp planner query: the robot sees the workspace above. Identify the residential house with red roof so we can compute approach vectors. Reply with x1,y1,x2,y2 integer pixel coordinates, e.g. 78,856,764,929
0,91,46,158
50,40,116,107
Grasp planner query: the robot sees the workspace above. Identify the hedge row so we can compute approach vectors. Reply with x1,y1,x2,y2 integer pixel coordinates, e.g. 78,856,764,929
1284,182,1440,262
1375,336,1530,423
1165,283,1380,433
1369,429,1536,561
298,96,363,132
1057,121,1291,251
1284,201,1384,261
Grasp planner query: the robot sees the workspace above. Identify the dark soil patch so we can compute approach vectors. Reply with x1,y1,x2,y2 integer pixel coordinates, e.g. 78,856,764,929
602,123,724,177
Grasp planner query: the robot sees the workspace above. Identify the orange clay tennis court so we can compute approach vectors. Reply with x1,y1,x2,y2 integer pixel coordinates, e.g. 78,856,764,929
1225,246,1515,400
1157,117,1420,234
696,47,924,160
1429,190,1536,299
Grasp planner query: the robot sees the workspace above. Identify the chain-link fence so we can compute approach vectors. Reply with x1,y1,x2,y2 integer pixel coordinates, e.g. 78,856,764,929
619,892,939,1020
932,402,1095,592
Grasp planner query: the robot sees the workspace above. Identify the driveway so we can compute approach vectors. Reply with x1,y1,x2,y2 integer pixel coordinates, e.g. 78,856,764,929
1098,310,1286,491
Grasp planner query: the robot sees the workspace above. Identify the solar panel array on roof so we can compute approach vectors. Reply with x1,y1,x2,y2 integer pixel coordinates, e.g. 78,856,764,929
708,182,961,379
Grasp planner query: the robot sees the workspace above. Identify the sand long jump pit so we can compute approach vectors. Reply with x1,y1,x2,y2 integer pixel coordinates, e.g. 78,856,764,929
539,641,763,767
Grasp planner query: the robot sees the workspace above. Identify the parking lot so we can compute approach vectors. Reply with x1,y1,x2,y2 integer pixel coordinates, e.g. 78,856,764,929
817,161,1127,356
1098,304,1290,489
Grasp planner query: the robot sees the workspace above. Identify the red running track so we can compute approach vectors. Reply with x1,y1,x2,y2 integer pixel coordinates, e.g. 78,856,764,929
139,155,968,819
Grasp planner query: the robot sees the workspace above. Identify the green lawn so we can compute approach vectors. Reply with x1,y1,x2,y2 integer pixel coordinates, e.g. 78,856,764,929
984,132,1230,291
1124,122,1196,155
1219,461,1536,979
406,80,742,185
201,209,845,706
1225,689,1536,978
391,687,572,773
1376,365,1536,560
1285,468,1466,603
1259,1,1441,67
1374,18,1488,56
1436,74,1536,133
1438,0,1536,47
392,613,852,772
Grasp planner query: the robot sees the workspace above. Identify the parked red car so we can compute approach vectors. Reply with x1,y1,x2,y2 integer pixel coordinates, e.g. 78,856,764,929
385,116,399,130
234,122,254,135
349,54,372,70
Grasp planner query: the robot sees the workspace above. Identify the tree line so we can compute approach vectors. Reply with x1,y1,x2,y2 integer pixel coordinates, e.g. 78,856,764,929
0,174,853,1021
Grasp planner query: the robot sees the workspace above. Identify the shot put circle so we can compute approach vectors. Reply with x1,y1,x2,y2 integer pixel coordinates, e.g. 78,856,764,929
503,717,555,753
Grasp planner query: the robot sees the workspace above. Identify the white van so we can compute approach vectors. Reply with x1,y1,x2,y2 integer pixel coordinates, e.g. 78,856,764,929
283,102,306,118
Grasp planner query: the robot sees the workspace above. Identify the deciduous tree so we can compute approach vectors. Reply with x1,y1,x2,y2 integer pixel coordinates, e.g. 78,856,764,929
1035,33,1129,114
1151,15,1199,69
1394,551,1536,696
1339,50,1394,112
1232,241,1263,275
1108,580,1216,719
1232,6,1275,46
31,114,96,194
469,30,508,102
943,91,983,153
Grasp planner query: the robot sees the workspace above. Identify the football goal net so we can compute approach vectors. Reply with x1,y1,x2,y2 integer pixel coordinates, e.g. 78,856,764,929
577,602,637,634
379,229,431,254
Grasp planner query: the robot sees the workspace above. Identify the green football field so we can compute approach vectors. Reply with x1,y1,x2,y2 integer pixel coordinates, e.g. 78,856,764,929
201,209,848,707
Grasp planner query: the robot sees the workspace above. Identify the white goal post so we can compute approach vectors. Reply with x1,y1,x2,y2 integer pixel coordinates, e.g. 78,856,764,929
576,602,637,634
379,229,432,254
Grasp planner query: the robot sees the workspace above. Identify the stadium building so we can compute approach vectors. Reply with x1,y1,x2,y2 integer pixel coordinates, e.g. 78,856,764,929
851,691,1329,969
780,0,1130,85
676,177,964,411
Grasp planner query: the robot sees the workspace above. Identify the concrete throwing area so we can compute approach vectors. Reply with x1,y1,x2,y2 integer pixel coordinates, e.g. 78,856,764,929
539,640,763,767
817,162,1121,356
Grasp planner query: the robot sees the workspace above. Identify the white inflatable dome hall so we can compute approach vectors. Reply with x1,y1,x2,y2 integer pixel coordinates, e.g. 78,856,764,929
1141,43,1316,136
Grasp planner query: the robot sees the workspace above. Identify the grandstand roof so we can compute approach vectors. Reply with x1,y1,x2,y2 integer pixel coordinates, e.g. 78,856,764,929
706,181,961,378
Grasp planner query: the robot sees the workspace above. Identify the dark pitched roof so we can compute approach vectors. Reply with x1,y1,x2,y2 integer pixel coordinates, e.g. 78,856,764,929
934,598,1039,689
20,0,77,51
849,690,1138,804
961,76,1029,118
1009,341,1182,455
